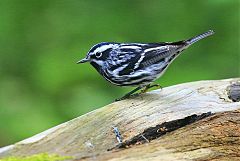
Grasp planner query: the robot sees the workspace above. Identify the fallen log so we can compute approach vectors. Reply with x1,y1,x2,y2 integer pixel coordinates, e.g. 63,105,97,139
0,78,239,161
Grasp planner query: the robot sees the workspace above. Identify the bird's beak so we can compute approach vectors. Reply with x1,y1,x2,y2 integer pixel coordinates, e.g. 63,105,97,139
77,57,90,64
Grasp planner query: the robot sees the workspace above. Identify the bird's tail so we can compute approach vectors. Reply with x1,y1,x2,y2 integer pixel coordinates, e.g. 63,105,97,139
185,30,214,46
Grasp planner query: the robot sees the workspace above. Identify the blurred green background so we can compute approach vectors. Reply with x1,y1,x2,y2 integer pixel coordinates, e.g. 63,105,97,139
0,0,239,147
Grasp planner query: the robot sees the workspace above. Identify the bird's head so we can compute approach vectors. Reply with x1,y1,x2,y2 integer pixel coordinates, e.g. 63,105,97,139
77,42,119,66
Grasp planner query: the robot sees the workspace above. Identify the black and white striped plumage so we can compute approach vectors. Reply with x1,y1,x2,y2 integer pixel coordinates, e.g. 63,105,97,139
77,30,214,98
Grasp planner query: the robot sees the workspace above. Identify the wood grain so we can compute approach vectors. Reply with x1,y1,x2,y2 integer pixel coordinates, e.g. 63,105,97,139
0,78,239,161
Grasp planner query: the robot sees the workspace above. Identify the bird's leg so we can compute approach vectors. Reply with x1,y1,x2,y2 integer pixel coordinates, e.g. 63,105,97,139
140,84,162,94
115,86,143,101
115,84,162,101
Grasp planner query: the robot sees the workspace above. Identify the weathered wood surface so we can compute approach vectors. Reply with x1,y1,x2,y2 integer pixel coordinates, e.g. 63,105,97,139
0,78,239,161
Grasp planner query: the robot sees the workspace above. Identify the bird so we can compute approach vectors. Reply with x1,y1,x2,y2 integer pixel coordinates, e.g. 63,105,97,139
77,30,214,100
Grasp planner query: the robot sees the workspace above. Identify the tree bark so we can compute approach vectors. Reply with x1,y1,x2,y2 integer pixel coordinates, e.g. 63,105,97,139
0,78,240,161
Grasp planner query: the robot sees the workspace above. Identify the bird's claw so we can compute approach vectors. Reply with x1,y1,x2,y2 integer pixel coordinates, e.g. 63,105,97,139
115,84,162,101
140,84,162,94
115,93,139,101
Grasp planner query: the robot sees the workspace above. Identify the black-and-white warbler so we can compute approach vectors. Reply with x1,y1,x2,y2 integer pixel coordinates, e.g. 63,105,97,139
77,30,214,100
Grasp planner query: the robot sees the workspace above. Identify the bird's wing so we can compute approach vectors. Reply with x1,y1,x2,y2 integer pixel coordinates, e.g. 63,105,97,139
136,43,186,70
108,43,184,76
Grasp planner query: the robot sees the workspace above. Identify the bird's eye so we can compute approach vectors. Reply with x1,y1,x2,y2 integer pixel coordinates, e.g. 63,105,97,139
95,52,102,58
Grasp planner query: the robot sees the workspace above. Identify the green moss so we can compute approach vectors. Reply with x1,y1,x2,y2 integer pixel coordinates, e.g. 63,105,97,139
0,153,72,161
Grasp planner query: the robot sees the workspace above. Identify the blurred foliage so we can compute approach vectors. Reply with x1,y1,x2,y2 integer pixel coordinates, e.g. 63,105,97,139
0,0,239,147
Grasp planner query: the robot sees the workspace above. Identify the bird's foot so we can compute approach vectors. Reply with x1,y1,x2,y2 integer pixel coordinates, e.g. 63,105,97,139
140,84,162,94
115,84,163,101
115,86,142,101
115,94,139,101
